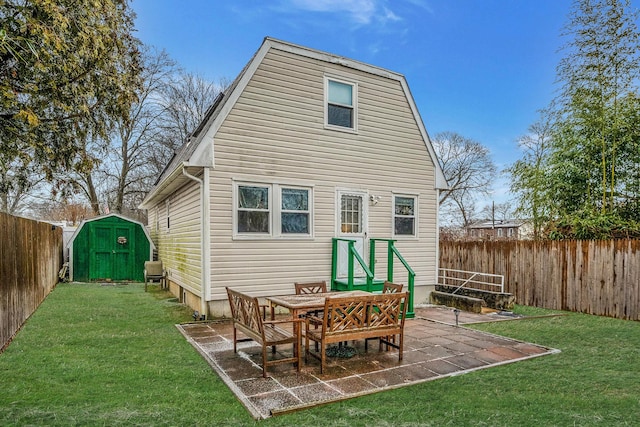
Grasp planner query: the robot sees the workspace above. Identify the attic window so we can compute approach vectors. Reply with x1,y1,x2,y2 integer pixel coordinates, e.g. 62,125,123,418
325,77,357,131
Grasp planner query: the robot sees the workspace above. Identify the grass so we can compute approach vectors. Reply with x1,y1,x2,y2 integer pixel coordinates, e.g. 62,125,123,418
1,283,639,426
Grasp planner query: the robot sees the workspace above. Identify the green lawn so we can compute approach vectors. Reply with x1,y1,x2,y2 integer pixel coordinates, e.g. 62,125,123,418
1,283,638,426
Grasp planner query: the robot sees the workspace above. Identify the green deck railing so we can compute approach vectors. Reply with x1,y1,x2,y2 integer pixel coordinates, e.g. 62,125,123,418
331,237,415,317
370,238,415,318
331,238,375,291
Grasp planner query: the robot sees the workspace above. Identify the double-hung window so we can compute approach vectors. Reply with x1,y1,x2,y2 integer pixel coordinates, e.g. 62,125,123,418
281,187,310,234
393,194,417,237
235,181,313,238
237,185,271,234
325,76,357,131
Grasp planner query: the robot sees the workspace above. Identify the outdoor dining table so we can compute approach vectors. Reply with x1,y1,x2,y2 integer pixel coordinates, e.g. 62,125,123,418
265,290,372,355
266,290,372,321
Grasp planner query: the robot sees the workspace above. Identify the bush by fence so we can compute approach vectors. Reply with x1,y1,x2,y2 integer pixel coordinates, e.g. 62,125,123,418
1,212,63,351
440,239,640,321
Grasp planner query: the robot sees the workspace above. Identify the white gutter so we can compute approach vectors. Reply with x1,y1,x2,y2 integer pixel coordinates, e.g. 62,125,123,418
435,188,441,286
182,165,211,319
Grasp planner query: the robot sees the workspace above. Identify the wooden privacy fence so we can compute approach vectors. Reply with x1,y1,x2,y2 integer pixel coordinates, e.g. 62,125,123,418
439,240,640,321
1,212,63,351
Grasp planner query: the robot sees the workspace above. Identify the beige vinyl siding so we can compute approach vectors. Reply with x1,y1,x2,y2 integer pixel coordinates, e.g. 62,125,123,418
207,48,438,302
152,180,203,295
148,206,159,243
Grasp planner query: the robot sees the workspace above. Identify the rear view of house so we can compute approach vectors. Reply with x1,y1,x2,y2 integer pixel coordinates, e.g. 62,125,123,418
140,37,448,318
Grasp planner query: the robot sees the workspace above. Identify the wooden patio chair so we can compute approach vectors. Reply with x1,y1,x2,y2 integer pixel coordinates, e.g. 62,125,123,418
378,281,404,348
294,281,328,350
294,281,328,295
144,261,166,292
226,287,302,378
382,281,403,293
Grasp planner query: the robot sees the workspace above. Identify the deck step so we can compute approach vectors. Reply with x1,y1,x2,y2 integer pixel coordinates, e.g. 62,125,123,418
332,278,386,292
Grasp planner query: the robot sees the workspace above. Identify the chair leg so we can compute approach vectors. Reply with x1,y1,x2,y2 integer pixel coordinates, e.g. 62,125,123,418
320,342,326,374
296,333,302,372
262,346,268,378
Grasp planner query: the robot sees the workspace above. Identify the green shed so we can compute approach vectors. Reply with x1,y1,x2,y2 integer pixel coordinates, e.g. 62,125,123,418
68,214,155,282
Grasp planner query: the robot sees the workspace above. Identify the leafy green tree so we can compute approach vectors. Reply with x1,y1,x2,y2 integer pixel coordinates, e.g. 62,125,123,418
0,0,141,188
507,112,555,239
552,0,640,215
510,0,640,239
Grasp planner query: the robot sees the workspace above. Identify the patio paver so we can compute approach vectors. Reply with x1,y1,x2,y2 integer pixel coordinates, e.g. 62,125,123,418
177,306,559,419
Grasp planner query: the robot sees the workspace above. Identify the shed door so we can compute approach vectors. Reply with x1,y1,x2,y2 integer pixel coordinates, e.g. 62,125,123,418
89,224,134,281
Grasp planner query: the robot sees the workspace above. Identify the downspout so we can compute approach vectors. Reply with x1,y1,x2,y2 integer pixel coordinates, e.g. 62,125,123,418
182,165,211,319
435,188,441,286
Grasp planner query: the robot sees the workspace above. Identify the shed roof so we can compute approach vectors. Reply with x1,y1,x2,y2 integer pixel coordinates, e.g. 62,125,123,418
66,213,156,250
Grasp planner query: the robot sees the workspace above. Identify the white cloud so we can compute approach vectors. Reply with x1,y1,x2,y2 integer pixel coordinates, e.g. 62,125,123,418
287,0,398,25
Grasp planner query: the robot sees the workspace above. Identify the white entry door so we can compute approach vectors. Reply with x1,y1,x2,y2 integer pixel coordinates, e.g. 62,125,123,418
336,190,368,278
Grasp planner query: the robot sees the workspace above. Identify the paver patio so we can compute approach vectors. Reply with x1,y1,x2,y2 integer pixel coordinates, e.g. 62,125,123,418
177,306,559,419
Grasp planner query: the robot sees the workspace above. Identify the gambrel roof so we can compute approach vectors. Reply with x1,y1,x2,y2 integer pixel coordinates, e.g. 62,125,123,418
140,37,447,209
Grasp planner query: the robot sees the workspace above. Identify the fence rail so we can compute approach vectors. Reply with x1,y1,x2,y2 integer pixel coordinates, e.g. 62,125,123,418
439,239,640,321
1,212,63,351
438,268,505,293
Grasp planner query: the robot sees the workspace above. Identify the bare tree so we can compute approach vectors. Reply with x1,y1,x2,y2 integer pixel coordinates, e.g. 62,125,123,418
101,48,179,215
433,131,497,226
479,201,515,222
0,155,46,214
62,48,179,217
152,72,229,175
46,52,227,219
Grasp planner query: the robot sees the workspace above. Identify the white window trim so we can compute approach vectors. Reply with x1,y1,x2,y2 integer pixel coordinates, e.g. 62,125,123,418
392,193,418,238
233,180,314,240
324,75,358,133
165,200,171,233
335,188,369,237
235,183,272,236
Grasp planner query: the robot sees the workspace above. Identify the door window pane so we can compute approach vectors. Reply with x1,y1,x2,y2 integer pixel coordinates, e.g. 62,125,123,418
341,195,361,233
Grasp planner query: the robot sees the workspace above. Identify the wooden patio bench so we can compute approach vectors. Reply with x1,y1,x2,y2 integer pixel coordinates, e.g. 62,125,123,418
304,292,408,373
225,288,302,378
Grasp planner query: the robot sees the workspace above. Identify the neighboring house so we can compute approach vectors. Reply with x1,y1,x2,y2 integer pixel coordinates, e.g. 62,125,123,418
466,219,533,240
139,37,448,318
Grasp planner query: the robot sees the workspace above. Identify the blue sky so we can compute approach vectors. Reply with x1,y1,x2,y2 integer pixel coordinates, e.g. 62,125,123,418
131,0,573,205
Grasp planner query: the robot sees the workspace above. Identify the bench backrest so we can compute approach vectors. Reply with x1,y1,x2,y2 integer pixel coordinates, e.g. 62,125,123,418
323,292,407,334
226,288,264,337
368,292,407,328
